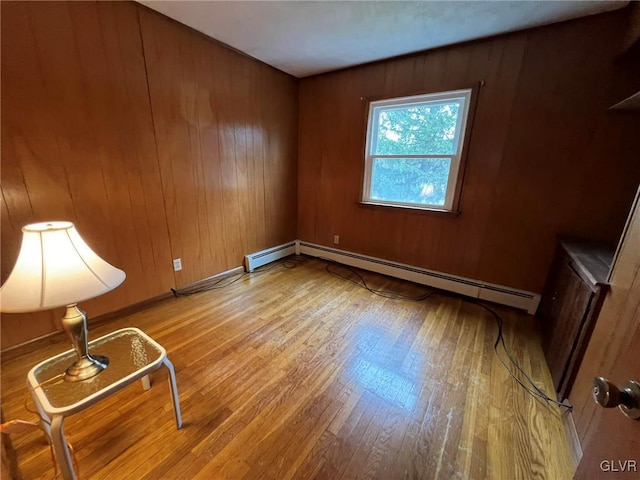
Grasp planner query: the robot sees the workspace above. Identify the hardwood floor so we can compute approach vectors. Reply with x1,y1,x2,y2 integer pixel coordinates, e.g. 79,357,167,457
1,257,573,479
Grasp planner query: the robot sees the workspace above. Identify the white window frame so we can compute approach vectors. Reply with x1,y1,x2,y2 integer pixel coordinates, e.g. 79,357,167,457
362,88,473,212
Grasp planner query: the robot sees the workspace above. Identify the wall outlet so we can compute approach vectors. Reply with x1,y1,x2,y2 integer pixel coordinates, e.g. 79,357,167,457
173,258,182,271
333,235,340,245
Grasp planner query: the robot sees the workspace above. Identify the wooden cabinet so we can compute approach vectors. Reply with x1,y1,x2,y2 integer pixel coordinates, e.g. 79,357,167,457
539,240,614,400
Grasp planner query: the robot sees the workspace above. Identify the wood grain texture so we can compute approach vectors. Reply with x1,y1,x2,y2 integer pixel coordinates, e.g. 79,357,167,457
138,8,298,287
1,1,298,348
0,1,174,348
0,258,573,479
541,257,594,392
570,190,640,476
297,9,640,294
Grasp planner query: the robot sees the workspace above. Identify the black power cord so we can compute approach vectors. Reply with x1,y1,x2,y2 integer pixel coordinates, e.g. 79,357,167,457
473,300,572,411
322,259,573,412
170,256,307,297
324,261,436,301
169,254,571,411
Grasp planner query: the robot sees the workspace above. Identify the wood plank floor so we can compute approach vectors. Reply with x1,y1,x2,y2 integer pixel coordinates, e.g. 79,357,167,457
1,257,573,479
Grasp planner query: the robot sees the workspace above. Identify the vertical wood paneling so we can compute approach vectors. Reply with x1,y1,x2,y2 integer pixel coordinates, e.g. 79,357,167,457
1,2,298,348
297,9,640,293
139,9,297,287
476,14,640,291
1,1,175,348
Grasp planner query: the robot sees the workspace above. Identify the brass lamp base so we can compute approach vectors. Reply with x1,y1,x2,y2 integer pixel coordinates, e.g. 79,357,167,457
62,304,109,382
64,354,109,382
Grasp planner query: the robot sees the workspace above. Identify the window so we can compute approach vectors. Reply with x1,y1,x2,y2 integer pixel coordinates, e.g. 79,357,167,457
362,89,473,212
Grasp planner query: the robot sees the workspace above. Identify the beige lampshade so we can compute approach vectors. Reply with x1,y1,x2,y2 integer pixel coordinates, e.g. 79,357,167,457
0,221,126,313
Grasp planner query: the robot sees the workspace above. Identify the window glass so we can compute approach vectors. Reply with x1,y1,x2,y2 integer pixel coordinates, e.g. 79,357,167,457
370,158,451,206
372,101,462,156
363,89,472,211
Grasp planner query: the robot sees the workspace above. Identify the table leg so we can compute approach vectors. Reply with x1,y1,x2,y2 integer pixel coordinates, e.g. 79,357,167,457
26,381,52,439
162,357,183,429
141,375,151,391
50,416,76,480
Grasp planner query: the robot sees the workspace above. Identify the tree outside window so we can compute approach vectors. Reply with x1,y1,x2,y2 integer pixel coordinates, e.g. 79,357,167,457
363,89,472,211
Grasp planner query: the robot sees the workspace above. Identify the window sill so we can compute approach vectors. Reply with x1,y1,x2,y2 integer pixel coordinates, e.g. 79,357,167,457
357,201,461,217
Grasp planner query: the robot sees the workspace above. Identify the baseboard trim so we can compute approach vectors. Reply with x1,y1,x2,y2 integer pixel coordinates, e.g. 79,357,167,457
1,291,174,359
245,241,297,272
2,266,247,358
177,266,245,290
3,240,541,356
562,409,583,472
297,240,541,314
1,330,68,361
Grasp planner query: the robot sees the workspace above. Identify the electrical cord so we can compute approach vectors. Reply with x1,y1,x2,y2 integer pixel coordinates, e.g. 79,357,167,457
12,257,309,477
168,254,571,411
473,300,572,410
19,393,81,479
324,261,437,301
322,259,573,412
170,256,307,297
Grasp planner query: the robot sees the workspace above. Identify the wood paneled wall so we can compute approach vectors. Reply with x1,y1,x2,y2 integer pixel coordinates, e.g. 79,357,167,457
0,2,297,349
298,9,640,293
1,1,174,348
138,9,297,286
2,3,637,350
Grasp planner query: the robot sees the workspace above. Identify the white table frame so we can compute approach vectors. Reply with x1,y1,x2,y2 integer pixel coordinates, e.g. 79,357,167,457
26,327,182,480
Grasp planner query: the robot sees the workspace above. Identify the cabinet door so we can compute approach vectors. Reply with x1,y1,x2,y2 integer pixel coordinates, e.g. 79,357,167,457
542,261,594,392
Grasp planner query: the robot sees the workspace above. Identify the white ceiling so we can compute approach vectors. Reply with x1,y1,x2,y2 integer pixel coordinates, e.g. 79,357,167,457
139,1,628,78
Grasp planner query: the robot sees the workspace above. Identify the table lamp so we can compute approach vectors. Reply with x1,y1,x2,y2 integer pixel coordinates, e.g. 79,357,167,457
0,221,126,382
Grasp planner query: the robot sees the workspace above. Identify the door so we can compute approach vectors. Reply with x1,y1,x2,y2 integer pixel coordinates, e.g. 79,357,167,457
571,189,640,479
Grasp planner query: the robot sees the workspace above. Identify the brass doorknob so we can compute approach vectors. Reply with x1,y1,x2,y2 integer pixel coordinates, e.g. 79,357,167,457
592,377,640,420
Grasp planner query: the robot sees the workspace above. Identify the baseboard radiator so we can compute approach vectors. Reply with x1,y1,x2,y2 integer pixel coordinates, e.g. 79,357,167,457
297,241,541,314
244,241,297,272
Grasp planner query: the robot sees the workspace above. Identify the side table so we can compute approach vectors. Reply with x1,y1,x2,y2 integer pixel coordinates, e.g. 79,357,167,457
26,327,182,480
